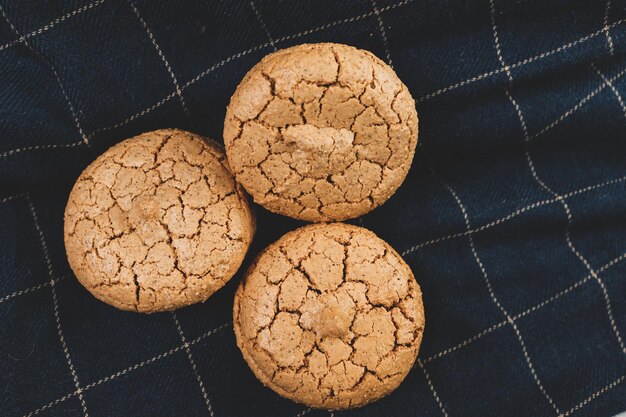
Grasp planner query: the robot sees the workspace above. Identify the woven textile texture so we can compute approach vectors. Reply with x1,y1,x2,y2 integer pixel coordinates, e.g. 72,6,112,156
2,0,626,416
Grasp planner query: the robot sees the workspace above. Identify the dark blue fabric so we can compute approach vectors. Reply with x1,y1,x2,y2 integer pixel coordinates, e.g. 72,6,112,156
1,0,626,416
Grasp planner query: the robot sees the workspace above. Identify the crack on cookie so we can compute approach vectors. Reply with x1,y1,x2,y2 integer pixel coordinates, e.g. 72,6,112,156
132,273,140,309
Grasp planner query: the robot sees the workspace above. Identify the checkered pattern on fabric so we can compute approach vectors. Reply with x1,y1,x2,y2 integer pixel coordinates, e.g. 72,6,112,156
1,0,626,416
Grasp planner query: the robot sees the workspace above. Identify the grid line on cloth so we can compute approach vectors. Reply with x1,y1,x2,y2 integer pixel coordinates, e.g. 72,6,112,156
521,88,626,355
0,141,84,159
402,173,626,255
249,0,277,51
422,251,626,364
23,322,231,417
489,0,512,83
529,65,626,140
426,161,561,414
294,408,311,417
26,195,89,417
0,191,28,204
416,16,626,102
561,374,626,417
495,0,626,356
416,359,449,416
0,275,67,304
126,0,194,126
0,5,92,151
370,0,393,68
171,312,215,417
491,2,626,411
592,62,626,117
0,0,106,52
603,0,615,56
403,101,626,255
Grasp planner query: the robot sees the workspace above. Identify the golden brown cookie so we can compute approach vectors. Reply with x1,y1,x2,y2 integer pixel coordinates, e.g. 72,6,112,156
64,129,255,313
233,223,424,409
224,43,418,222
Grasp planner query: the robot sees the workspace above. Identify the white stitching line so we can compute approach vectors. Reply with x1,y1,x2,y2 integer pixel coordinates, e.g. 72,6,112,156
563,205,626,354
24,322,231,417
0,275,67,304
370,0,393,68
26,195,88,417
529,81,605,139
592,62,626,119
509,319,559,412
515,252,626,321
417,17,626,102
0,0,107,53
86,39,267,138
181,43,270,90
489,0,512,82
249,0,277,51
604,0,615,56
505,46,626,411
88,91,178,137
402,173,626,255
417,67,504,102
529,65,626,140
0,191,28,204
127,0,193,124
409,59,626,254
491,25,561,407
171,313,215,417
0,141,84,159
87,0,413,140
505,32,626,400
416,359,449,416
559,374,626,417
428,162,561,414
421,252,626,364
273,0,410,42
294,408,312,417
422,321,508,363
0,7,91,150
508,63,626,356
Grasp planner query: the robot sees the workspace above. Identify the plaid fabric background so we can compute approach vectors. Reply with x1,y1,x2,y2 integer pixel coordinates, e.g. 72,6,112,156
2,0,626,416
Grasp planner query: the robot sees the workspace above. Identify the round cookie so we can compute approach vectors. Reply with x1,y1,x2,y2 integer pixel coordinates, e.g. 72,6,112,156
233,223,424,409
64,129,255,313
224,43,418,222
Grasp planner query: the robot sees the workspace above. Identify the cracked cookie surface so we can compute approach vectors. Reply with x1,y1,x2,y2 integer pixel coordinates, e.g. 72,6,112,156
224,43,418,222
234,223,424,409
64,129,255,313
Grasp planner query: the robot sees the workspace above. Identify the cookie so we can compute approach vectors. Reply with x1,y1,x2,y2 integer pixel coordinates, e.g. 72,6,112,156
224,43,418,222
64,129,255,313
233,223,424,409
